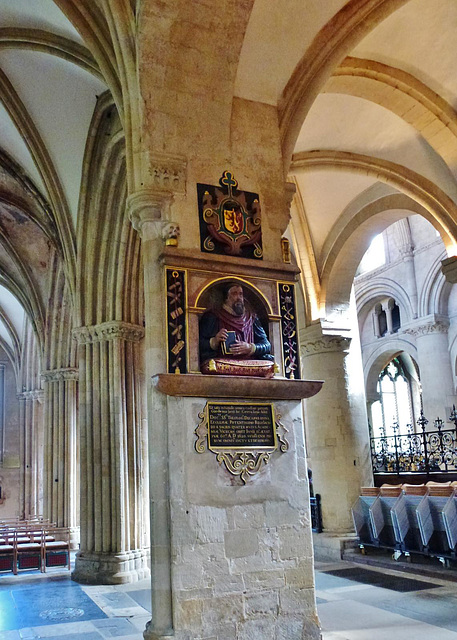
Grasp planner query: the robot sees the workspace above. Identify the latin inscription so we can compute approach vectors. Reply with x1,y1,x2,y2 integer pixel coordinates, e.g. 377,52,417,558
207,402,275,449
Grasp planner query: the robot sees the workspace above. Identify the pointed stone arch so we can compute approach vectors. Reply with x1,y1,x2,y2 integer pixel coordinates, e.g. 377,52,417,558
279,0,411,167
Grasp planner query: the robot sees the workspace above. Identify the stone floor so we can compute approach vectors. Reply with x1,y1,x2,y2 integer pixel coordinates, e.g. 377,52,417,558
0,560,151,640
316,559,457,639
3,556,457,638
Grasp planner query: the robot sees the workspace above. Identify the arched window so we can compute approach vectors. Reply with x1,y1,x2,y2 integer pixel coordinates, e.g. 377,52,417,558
371,356,418,438
373,299,401,337
378,309,387,337
391,303,401,332
388,298,401,333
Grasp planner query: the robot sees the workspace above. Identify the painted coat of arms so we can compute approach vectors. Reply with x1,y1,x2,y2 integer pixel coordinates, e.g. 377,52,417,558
197,171,263,259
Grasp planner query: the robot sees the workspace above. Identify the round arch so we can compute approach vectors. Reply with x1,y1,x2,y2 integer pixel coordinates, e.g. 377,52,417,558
290,150,457,318
364,339,418,401
356,278,414,327
195,276,274,317
419,252,452,317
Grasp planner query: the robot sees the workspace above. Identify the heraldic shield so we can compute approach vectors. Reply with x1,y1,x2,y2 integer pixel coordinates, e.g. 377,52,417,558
197,171,263,259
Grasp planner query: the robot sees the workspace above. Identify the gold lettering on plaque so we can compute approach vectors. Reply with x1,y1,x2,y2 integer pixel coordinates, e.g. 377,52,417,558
195,402,289,483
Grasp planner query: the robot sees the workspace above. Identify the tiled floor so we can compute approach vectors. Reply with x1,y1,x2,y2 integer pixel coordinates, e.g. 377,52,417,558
3,559,457,638
0,564,151,640
316,560,457,639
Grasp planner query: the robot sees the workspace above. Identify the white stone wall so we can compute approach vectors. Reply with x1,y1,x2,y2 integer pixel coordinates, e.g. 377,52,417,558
356,215,457,422
165,395,320,640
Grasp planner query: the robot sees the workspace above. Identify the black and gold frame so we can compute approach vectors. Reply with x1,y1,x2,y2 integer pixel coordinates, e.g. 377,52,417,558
278,283,301,379
197,170,263,259
166,268,187,374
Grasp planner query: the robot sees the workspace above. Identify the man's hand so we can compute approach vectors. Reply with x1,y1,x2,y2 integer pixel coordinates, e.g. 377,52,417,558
230,340,254,356
214,328,228,344
209,328,228,350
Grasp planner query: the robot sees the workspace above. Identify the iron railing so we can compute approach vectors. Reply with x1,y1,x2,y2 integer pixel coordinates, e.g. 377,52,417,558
370,407,457,476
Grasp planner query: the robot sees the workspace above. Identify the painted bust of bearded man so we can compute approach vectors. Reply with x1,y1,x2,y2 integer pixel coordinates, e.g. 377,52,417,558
199,282,273,369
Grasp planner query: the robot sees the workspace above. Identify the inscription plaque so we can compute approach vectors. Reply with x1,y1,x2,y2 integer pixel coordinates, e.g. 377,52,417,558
207,402,276,450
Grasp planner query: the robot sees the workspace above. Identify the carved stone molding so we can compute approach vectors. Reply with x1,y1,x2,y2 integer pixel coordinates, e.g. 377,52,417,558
41,368,79,383
404,320,449,337
73,321,144,344
301,335,351,355
17,389,44,402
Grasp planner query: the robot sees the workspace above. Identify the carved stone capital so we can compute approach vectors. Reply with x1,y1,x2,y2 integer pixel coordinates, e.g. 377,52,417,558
73,321,145,345
301,335,352,355
41,368,79,383
127,154,186,236
404,320,449,337
442,255,457,284
399,244,414,259
17,389,44,402
127,190,173,236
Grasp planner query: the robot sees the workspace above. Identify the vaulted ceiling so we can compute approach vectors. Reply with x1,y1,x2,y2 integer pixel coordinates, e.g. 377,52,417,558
0,0,106,368
1,0,457,362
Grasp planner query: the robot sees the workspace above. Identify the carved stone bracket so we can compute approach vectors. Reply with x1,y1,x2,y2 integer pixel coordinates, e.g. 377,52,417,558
41,368,79,383
195,408,289,484
73,321,144,344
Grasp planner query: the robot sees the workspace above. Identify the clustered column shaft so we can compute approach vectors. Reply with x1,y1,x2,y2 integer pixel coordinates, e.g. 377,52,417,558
41,369,79,545
72,321,148,585
18,390,43,520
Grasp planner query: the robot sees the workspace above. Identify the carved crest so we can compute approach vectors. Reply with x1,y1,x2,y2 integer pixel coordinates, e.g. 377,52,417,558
197,171,263,259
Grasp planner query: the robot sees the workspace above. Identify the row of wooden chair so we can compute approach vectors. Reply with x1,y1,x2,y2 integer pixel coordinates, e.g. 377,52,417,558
0,523,70,574
361,481,457,498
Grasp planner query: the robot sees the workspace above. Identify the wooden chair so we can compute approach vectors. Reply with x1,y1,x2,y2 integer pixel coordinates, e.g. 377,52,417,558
15,529,43,572
0,538,15,574
380,483,403,497
42,528,71,571
426,481,454,497
360,487,380,496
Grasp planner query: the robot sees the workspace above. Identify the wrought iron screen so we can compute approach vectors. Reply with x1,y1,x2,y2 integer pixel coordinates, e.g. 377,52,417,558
370,408,457,476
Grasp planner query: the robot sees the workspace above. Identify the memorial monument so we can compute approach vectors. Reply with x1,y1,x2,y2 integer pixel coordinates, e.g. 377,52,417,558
144,169,324,639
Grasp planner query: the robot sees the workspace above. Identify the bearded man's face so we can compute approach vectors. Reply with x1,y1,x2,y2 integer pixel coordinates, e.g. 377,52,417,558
226,286,245,316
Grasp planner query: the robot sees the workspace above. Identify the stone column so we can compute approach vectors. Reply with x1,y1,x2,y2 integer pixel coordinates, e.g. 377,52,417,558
128,188,177,638
72,321,148,584
373,308,381,338
400,246,418,319
41,368,79,546
385,302,394,334
301,324,372,532
405,320,456,422
18,390,44,519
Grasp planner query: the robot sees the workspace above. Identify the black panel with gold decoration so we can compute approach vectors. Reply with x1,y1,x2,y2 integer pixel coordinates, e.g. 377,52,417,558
197,171,262,259
166,268,187,374
278,282,301,379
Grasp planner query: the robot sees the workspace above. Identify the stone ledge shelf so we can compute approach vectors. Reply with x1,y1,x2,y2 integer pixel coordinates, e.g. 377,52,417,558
152,373,324,400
